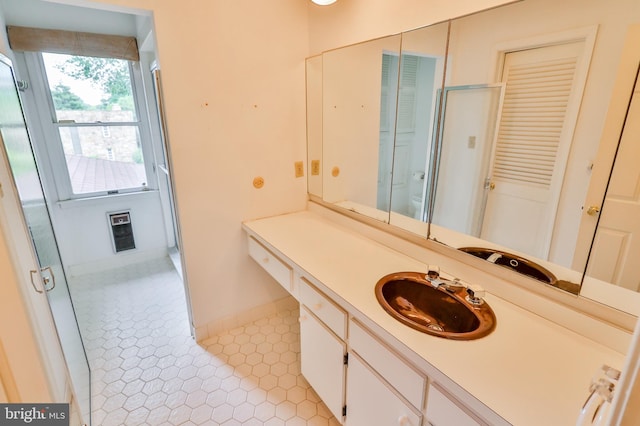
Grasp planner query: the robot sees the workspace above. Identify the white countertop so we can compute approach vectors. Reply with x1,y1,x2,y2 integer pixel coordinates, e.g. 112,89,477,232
243,210,626,426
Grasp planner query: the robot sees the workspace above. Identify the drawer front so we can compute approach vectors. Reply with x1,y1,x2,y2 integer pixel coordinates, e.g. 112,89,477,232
299,277,347,340
426,385,482,426
248,237,292,291
349,319,426,410
345,353,422,426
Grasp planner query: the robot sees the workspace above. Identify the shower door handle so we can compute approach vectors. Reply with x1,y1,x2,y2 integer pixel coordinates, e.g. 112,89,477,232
29,266,56,293
41,266,56,292
29,269,44,293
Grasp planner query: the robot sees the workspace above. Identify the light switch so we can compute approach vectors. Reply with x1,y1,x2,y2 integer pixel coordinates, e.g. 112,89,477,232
294,161,304,178
311,160,320,176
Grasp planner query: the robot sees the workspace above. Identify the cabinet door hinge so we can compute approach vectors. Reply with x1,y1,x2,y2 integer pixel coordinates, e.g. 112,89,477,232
342,405,347,417
343,353,349,365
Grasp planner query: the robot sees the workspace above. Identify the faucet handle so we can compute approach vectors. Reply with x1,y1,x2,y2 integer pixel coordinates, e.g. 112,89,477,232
466,284,486,305
426,264,440,279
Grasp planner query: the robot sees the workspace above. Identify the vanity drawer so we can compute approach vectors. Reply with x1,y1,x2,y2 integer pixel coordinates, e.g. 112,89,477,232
349,319,426,410
299,277,347,340
248,237,292,291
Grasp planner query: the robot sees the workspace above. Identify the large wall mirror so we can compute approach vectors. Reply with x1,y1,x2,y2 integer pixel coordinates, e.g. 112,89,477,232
306,0,640,318
320,34,402,223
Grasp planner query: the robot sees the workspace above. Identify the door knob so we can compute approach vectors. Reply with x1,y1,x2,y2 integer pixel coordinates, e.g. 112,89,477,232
484,179,496,190
586,206,600,216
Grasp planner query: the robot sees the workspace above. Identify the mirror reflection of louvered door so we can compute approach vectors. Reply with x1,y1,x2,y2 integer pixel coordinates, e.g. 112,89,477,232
480,41,586,259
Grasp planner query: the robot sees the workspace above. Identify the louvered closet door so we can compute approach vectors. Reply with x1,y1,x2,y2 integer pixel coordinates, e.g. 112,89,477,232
480,41,585,259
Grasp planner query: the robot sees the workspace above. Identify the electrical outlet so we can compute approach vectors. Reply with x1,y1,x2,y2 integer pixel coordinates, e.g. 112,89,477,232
311,160,320,176
294,161,304,178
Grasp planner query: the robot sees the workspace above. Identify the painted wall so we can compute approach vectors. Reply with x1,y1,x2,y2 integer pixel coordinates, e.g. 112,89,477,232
53,195,169,274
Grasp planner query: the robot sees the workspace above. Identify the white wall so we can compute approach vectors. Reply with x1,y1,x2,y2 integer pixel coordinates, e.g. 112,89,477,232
54,195,169,273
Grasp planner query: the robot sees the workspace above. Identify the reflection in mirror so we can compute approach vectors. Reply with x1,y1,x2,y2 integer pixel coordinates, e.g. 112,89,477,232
430,84,503,235
322,34,401,222
588,77,640,290
581,60,640,315
387,23,449,231
308,0,640,316
428,0,640,293
306,55,323,198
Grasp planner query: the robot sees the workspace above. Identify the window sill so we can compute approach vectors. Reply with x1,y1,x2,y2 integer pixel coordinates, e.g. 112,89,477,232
56,190,159,210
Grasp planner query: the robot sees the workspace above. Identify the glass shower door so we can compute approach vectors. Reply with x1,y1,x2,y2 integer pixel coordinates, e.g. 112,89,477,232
0,56,91,424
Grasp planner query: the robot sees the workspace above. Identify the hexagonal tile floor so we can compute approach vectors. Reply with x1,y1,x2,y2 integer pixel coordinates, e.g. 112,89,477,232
69,257,340,425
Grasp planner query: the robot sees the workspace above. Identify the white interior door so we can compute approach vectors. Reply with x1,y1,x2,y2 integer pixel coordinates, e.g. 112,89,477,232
481,41,587,258
586,77,640,291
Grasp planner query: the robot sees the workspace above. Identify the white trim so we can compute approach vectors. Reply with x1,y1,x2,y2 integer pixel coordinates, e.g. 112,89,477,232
18,51,157,200
489,25,599,80
56,188,158,209
65,246,167,277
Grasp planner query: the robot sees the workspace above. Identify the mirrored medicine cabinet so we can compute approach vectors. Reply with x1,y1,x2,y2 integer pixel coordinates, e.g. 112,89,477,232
305,0,640,321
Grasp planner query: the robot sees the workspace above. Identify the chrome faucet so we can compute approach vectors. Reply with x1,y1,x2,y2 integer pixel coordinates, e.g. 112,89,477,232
425,265,445,288
486,252,502,263
465,283,486,305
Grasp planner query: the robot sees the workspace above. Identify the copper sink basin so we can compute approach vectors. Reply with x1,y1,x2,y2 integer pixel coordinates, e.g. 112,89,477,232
375,272,496,340
458,247,558,285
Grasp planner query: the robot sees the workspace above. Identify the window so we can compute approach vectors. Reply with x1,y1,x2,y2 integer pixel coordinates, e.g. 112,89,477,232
38,52,149,197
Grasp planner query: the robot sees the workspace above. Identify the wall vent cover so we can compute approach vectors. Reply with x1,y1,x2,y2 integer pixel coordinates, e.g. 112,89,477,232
108,211,135,252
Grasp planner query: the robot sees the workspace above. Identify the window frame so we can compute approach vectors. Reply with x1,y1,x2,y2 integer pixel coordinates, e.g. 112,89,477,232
22,51,157,201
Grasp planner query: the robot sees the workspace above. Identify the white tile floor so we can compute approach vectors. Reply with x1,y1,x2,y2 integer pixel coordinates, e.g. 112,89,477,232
69,257,340,426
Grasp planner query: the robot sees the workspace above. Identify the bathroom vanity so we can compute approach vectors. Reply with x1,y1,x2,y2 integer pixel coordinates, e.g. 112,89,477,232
243,208,627,426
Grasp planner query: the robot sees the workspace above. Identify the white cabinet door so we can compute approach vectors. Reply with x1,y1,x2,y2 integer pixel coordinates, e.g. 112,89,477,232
299,305,346,420
426,385,482,426
345,353,421,426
